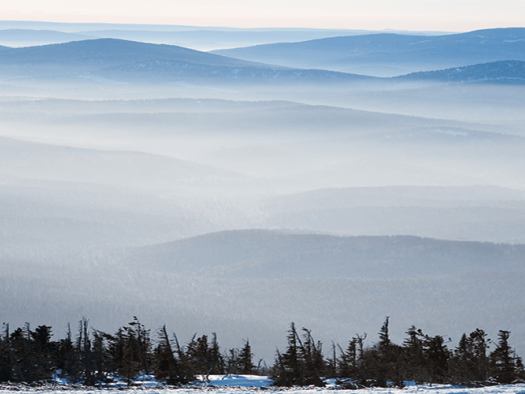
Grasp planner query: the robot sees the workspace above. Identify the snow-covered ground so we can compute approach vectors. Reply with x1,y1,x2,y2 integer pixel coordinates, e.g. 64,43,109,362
2,376,525,394
4,385,525,394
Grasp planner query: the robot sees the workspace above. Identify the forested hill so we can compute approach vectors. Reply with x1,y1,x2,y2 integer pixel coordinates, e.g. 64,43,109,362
397,61,525,84
0,38,374,85
211,28,525,76
127,230,525,279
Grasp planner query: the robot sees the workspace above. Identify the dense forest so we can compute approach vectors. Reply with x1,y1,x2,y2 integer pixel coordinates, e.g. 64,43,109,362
0,317,523,387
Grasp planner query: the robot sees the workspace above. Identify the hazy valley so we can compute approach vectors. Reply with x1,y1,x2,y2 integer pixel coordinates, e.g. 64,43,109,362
0,23,524,364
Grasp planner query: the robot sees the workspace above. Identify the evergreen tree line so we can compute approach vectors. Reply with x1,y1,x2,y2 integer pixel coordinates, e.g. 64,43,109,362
270,319,525,387
0,317,524,387
0,317,255,386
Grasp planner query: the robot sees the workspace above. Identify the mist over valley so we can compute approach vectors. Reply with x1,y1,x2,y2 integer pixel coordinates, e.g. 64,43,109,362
0,23,524,365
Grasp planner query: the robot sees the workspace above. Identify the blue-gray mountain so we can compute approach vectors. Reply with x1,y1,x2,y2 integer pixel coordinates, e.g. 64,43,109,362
397,60,525,84
0,29,96,46
0,38,372,85
0,20,453,50
211,28,525,77
1,35,525,86
128,229,525,279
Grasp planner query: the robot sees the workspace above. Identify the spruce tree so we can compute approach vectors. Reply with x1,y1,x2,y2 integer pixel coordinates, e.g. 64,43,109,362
490,330,521,384
238,340,255,375
0,323,12,382
270,323,302,386
401,326,426,383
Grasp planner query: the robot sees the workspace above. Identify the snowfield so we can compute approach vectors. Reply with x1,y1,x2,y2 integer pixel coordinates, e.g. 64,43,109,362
3,385,525,394
2,377,525,394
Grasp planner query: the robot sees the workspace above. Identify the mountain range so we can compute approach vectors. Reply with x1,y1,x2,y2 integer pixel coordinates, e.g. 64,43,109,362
397,60,525,84
212,28,525,76
0,20,453,50
0,36,524,86
0,38,374,86
1,22,525,362
127,229,525,279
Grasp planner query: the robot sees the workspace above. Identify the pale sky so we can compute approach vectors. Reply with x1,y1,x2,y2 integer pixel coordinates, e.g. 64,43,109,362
0,0,524,31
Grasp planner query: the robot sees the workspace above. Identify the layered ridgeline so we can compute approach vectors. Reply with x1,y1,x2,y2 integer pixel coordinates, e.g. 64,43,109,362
212,28,525,77
397,61,525,84
1,33,525,86
128,229,525,279
0,20,451,50
0,38,373,86
1,24,524,370
0,29,96,47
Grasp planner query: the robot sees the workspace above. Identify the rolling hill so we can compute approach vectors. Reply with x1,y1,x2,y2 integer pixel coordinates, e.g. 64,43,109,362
0,38,374,86
211,28,525,77
397,60,525,84
127,229,525,279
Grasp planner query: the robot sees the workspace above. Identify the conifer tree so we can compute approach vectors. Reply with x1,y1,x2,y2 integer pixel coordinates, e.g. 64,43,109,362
490,330,521,384
0,323,12,382
238,340,255,375
270,322,302,386
30,325,55,381
76,318,94,385
423,334,450,384
401,326,426,383
451,328,490,383
298,328,325,386
56,323,81,383
153,325,185,385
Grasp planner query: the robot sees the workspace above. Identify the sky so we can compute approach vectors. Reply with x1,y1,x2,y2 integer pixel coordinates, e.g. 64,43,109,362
0,0,524,31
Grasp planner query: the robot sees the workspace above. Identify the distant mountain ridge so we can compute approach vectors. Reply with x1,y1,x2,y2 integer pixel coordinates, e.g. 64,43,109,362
211,28,525,77
0,29,96,46
0,38,374,85
0,34,525,86
0,38,264,68
397,60,525,84
0,20,455,50
128,229,525,279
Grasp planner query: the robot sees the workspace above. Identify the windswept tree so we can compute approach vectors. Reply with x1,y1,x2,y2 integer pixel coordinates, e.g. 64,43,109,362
490,330,523,383
153,325,186,385
270,323,302,386
270,323,325,387
298,328,325,386
104,317,152,385
186,333,224,381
